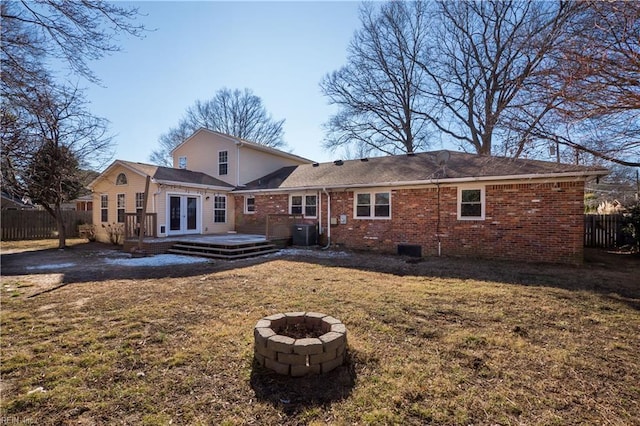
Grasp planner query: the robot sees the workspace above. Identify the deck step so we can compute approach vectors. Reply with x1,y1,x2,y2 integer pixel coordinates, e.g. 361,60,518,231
167,240,279,260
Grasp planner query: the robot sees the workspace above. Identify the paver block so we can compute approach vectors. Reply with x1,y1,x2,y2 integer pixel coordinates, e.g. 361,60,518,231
264,313,286,329
267,334,295,353
321,353,345,374
293,338,324,355
255,319,271,329
265,358,290,375
321,316,341,332
320,331,345,352
309,349,337,365
331,323,347,334
304,312,327,327
284,312,306,325
278,352,308,365
254,327,276,347
255,343,277,360
254,353,266,367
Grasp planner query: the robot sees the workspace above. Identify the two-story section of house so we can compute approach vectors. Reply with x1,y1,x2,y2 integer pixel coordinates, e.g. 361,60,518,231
172,129,313,187
88,129,313,243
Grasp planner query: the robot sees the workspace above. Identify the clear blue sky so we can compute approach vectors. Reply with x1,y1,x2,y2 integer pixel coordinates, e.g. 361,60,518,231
81,1,364,169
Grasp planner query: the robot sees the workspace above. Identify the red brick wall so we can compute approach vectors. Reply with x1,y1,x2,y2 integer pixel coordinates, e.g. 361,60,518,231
234,180,586,264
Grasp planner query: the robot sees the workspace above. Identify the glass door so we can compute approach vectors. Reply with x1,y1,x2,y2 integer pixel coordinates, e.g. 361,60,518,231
169,196,181,231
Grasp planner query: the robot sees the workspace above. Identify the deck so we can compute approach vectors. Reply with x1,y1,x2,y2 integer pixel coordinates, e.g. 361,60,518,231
122,233,281,259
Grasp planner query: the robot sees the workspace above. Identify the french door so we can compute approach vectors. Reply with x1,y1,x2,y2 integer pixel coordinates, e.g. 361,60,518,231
168,195,199,234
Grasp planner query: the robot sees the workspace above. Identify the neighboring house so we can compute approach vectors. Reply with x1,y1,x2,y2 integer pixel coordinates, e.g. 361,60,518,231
1,191,36,210
73,194,93,211
89,128,608,264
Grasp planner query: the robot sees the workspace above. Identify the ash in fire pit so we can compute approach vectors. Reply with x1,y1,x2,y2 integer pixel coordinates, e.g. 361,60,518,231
254,312,347,377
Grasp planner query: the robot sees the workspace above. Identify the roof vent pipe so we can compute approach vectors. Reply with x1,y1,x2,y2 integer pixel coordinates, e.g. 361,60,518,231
333,160,344,166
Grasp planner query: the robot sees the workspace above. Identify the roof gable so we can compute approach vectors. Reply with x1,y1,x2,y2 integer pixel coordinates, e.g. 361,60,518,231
171,128,313,165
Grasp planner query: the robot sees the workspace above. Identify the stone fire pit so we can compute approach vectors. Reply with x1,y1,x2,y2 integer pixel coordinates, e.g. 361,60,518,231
254,312,347,377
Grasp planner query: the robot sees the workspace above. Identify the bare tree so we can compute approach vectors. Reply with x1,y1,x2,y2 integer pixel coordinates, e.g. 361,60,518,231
320,1,431,157
1,83,113,248
411,0,576,159
150,88,286,166
1,0,144,85
540,1,640,167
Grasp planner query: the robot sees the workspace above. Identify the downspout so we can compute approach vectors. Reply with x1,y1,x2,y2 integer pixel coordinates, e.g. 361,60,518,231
317,190,322,238
436,181,441,256
237,143,241,187
322,188,331,249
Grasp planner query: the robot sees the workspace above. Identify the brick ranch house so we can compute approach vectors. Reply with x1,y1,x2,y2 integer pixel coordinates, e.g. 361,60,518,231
89,128,608,264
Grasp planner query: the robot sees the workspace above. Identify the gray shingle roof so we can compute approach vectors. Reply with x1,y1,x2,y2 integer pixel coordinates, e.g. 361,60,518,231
119,160,233,188
239,151,608,191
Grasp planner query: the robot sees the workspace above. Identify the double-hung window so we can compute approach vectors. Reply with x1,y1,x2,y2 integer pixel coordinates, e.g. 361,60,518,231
214,195,226,223
117,194,125,223
245,196,255,214
218,151,228,176
290,194,317,218
100,195,108,222
458,187,485,220
355,191,391,219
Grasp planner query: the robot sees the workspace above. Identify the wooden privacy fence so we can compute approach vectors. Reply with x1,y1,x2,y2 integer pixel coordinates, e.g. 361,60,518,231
1,210,92,241
584,214,626,248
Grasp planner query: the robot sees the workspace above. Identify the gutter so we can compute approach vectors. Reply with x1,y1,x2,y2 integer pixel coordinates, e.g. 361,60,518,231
232,170,610,194
153,179,232,191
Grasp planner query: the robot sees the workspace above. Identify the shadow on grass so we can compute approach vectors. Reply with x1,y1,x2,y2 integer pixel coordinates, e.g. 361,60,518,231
2,243,638,310
249,350,357,415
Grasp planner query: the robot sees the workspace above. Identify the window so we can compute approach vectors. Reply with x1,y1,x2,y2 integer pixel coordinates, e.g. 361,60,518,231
218,151,228,175
290,194,317,218
214,195,226,223
291,196,303,215
135,192,145,214
355,191,390,219
116,173,127,185
245,196,255,214
101,195,108,222
458,187,485,220
178,156,187,169
117,193,125,223
305,195,317,217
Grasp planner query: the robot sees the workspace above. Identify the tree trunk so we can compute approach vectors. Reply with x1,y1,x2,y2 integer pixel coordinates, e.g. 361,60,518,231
55,205,67,249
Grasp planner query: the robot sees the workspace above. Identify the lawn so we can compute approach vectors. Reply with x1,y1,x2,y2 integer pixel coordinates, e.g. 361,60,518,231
1,241,639,425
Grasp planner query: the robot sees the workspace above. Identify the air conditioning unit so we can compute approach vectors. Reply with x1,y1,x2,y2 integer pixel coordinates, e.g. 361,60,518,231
292,224,317,246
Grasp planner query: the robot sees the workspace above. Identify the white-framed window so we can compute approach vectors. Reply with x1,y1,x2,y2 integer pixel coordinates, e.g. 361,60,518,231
355,191,391,219
218,151,228,176
178,156,187,169
214,195,226,223
290,194,317,218
245,196,255,214
117,193,125,223
116,173,127,185
100,194,108,222
458,187,485,220
135,192,145,214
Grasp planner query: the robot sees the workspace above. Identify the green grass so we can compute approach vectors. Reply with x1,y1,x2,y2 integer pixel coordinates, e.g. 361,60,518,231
1,247,639,425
